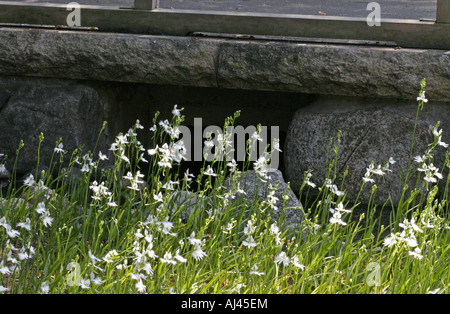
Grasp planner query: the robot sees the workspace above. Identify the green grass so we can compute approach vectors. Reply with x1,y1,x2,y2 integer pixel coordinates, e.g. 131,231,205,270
0,79,448,294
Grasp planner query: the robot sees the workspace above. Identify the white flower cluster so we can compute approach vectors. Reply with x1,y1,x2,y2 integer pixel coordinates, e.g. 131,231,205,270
329,202,351,226
89,181,117,207
130,227,158,293
383,217,425,260
76,153,97,173
0,239,36,293
242,215,258,248
274,251,305,270
414,126,448,184
363,158,396,184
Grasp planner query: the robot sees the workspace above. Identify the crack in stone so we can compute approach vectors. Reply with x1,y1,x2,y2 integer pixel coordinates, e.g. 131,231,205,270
339,127,372,174
0,94,11,114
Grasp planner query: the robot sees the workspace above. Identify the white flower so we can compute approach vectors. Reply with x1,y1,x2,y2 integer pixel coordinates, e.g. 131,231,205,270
275,252,290,267
437,136,448,148
35,202,47,215
24,174,35,187
330,202,351,214
78,278,91,289
90,272,105,285
172,104,181,116
116,134,128,145
141,263,154,275
162,180,179,190
153,192,163,202
372,165,385,176
5,225,20,238
408,247,423,260
405,236,418,248
325,179,344,196
383,233,398,247
253,156,269,178
107,201,118,207
54,142,64,154
147,147,158,156
41,214,53,227
0,285,9,293
243,219,256,235
417,91,428,103
156,218,177,236
98,151,108,161
119,150,130,164
292,256,305,270
414,155,425,164
330,211,347,226
252,131,263,142
135,279,147,293
273,141,282,152
135,119,144,129
80,163,90,173
269,223,280,236
249,265,265,276
204,140,214,148
363,176,375,183
236,183,246,195
174,250,187,263
149,124,157,132
88,250,103,271
160,252,177,265
399,218,423,234
432,127,442,137
203,165,217,177
131,272,147,281
242,235,258,248
304,172,316,188
184,169,195,182
103,250,119,263
158,156,172,168
170,140,187,163
0,261,11,275
427,288,441,294
221,220,236,234
18,251,31,260
192,244,207,261
227,159,238,172
39,282,50,294
188,232,202,246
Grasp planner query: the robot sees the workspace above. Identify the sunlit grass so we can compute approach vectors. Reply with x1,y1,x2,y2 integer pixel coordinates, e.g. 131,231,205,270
0,79,448,294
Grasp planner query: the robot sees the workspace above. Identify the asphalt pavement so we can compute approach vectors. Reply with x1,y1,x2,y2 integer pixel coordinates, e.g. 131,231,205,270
3,0,437,19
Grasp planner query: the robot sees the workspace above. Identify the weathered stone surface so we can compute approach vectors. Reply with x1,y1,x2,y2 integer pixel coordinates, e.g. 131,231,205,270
0,76,106,176
225,170,305,231
0,28,448,102
217,42,450,102
285,96,450,205
0,28,217,90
